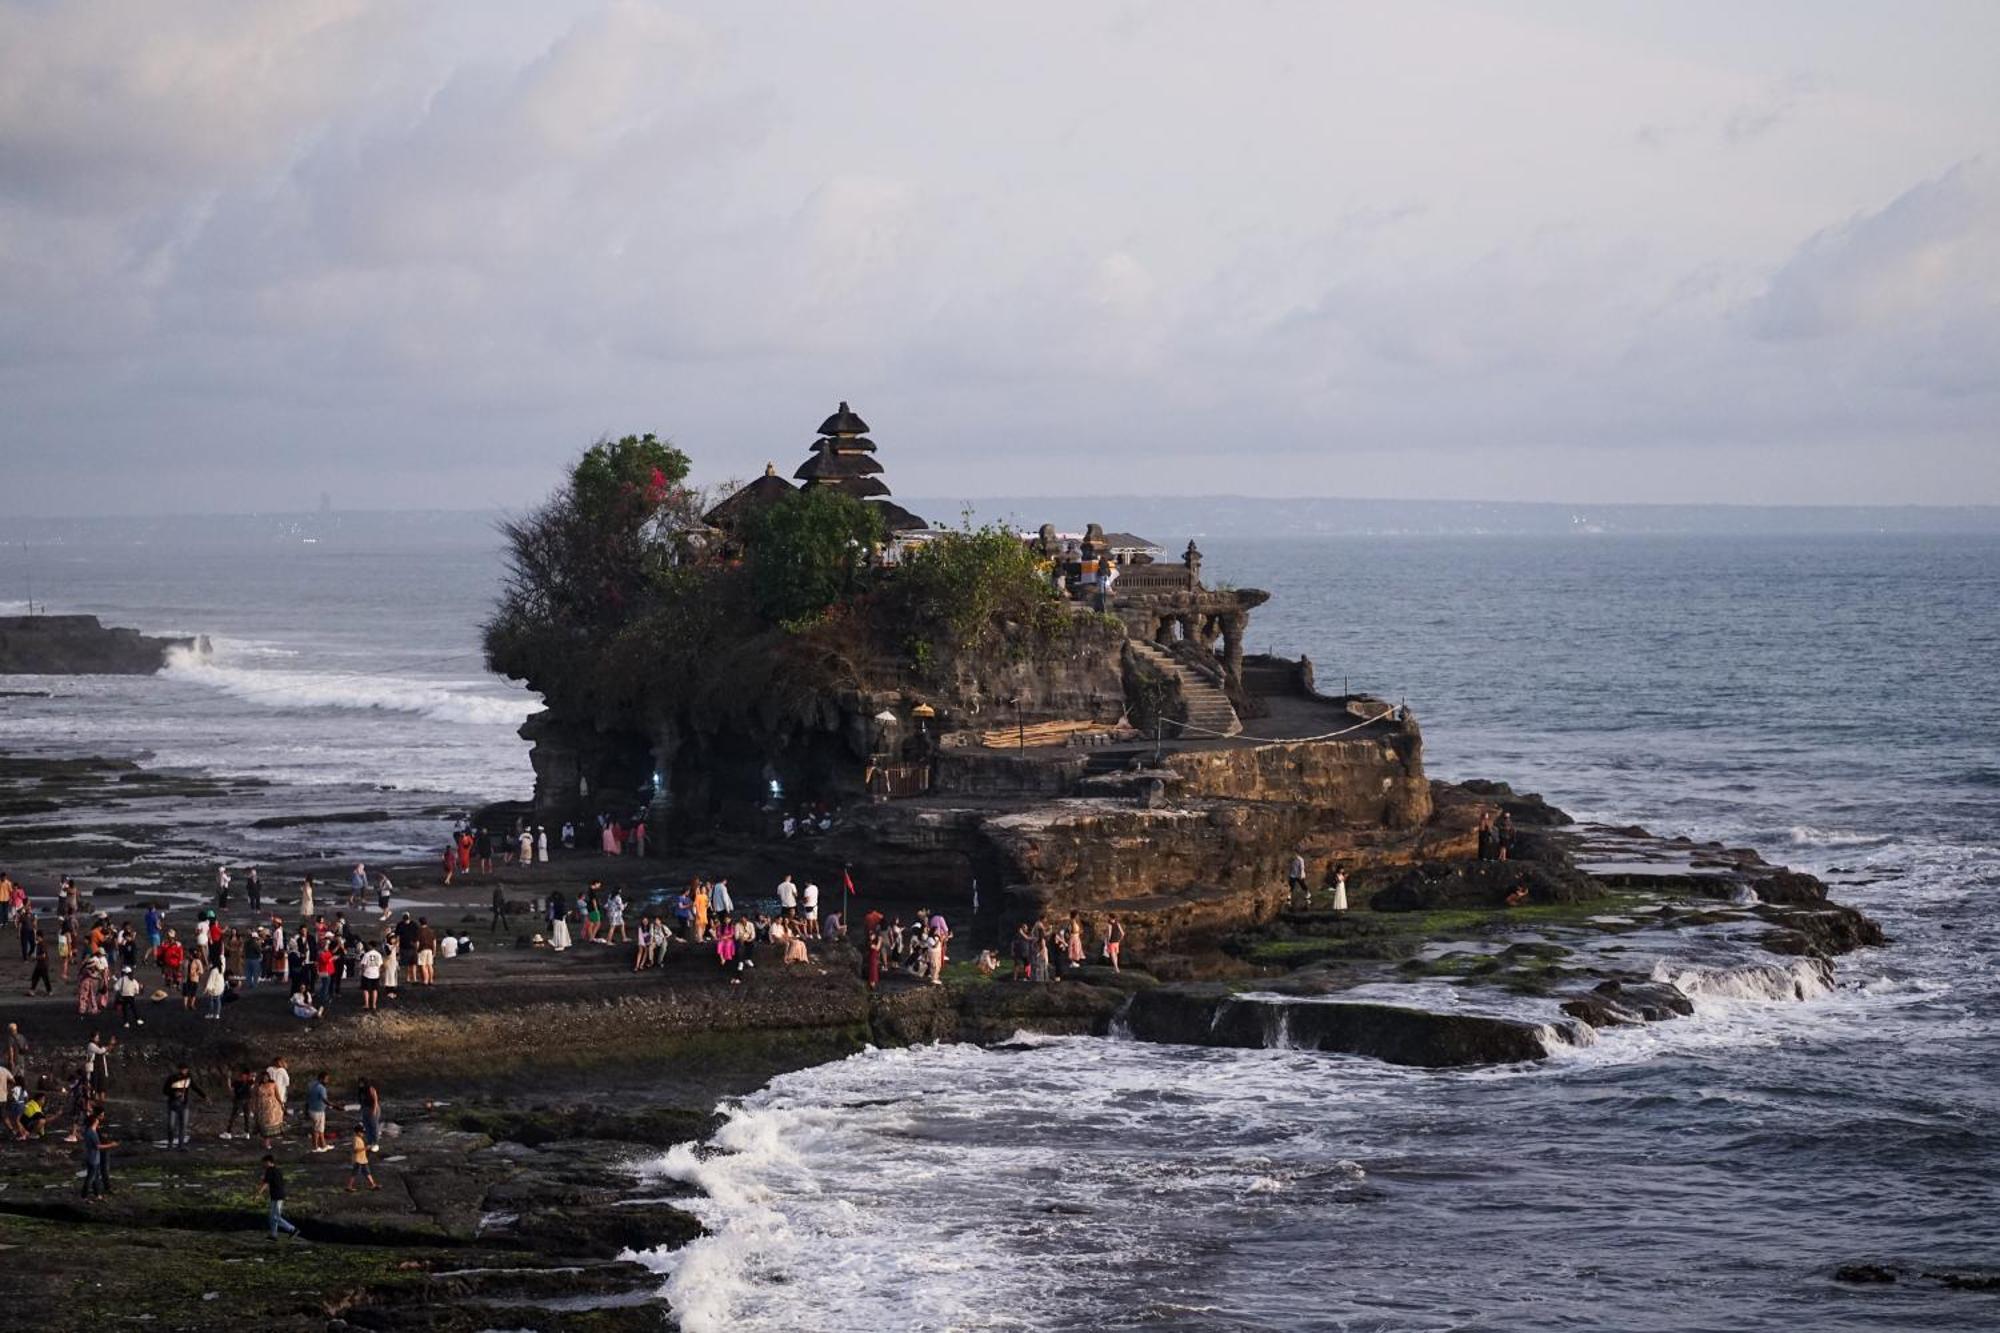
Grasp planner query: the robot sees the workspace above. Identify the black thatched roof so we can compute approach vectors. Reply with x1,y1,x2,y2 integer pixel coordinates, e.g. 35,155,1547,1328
869,499,930,532
702,465,796,529
793,450,884,481
807,475,891,499
817,401,870,436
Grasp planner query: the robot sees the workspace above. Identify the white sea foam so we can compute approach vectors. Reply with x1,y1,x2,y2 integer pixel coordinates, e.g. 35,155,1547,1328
1786,824,1895,849
631,1039,1415,1332
162,645,536,727
1651,956,1832,1004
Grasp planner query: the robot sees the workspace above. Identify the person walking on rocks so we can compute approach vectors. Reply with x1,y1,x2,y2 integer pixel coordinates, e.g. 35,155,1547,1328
224,1067,255,1139
928,913,950,985
548,892,572,951
258,1154,300,1239
1103,915,1125,972
536,826,549,863
1330,866,1349,913
1288,850,1309,910
163,1063,205,1149
306,1070,331,1151
358,1078,382,1153
26,934,52,996
201,958,227,1019
113,967,142,1027
415,919,437,985
358,942,383,1011
78,1109,113,1200
266,1056,291,1110
518,828,534,865
252,1072,285,1149
299,876,315,920
491,885,512,935
347,1122,380,1191
246,866,262,913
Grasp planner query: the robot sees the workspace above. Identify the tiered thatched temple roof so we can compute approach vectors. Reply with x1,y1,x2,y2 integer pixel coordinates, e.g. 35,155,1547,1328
707,401,930,535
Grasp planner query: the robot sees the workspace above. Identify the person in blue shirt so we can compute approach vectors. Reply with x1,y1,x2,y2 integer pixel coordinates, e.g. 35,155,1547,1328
143,905,163,953
305,1071,330,1152
79,1111,114,1199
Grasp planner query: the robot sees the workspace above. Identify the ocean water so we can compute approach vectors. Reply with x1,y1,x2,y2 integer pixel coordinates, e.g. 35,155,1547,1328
5,522,1997,1328
637,534,2000,1332
0,511,536,863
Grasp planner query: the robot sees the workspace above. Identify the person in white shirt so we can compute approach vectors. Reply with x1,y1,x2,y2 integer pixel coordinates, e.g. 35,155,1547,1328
712,879,733,915
801,881,820,924
266,1059,291,1109
536,827,549,863
358,946,384,1011
201,963,227,1019
775,876,798,918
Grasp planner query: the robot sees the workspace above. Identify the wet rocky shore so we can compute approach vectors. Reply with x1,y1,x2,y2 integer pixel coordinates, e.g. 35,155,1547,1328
0,757,1889,1330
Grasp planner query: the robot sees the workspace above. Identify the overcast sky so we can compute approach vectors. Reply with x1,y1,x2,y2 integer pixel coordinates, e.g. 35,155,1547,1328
2,0,1997,514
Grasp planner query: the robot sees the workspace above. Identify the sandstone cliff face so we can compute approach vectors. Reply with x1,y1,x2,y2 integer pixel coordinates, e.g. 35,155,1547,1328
1158,729,1431,827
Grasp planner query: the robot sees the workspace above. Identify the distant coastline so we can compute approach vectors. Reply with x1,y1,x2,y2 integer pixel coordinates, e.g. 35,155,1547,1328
3,498,1997,543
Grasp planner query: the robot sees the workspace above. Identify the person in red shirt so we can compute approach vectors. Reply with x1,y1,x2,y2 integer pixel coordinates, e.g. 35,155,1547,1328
314,945,337,1008
159,935,185,986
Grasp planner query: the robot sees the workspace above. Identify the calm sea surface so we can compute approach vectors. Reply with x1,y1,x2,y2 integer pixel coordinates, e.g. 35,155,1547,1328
4,520,1997,1329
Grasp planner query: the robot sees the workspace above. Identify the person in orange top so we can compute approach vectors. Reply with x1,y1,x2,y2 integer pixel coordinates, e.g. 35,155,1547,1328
346,1123,379,1191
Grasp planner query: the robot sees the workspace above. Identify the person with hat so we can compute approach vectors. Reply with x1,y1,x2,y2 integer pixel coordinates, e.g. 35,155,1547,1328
113,966,143,1027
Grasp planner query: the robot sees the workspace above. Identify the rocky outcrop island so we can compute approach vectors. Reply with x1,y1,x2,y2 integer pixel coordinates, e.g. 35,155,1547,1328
0,613,204,674
486,404,1882,1063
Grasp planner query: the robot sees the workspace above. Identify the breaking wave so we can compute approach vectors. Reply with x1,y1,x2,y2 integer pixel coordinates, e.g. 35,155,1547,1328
162,645,536,727
1650,956,1833,1004
1785,825,1895,849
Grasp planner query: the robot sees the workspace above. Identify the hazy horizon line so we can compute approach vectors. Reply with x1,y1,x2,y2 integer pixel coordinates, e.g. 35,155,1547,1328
7,493,2000,523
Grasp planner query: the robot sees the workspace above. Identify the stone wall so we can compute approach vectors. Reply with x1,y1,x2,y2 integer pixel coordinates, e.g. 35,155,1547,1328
1159,727,1430,828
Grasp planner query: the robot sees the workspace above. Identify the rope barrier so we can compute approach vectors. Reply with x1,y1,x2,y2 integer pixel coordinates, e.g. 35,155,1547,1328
1167,707,1401,746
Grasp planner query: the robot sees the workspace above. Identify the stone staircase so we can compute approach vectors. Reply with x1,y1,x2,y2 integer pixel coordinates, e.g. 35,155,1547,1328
1129,640,1242,739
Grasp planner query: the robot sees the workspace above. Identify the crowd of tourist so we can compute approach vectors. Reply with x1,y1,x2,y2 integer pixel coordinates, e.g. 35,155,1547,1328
0,817,1166,1259
437,813,660,887
0,994,391,1236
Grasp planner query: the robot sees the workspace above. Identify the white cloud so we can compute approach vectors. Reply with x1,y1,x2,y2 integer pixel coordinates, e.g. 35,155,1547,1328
0,0,1996,512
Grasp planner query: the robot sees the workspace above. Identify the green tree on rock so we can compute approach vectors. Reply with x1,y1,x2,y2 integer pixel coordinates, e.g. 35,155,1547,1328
484,434,696,713
745,488,884,628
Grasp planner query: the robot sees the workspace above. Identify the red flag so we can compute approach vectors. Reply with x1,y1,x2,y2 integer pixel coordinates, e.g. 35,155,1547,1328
842,868,856,899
